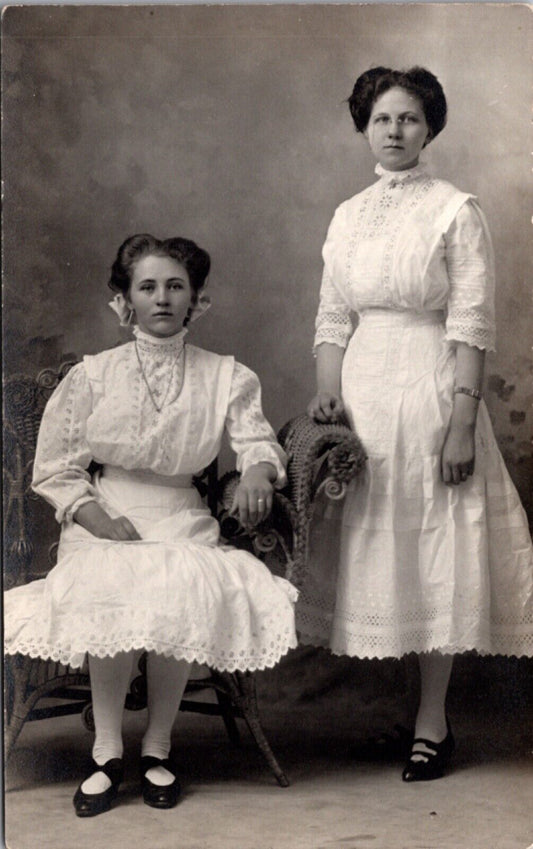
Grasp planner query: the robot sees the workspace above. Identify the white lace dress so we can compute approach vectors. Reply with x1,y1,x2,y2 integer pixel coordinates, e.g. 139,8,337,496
4,328,298,671
296,163,533,659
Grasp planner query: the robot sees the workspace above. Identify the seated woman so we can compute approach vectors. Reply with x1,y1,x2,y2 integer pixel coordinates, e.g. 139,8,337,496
4,233,298,816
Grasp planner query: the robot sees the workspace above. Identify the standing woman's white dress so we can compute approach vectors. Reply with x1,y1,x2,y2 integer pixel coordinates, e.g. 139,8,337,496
5,328,298,671
296,163,533,659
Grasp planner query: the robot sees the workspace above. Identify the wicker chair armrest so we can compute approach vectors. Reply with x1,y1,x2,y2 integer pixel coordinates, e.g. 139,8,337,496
275,413,367,587
277,413,366,508
216,470,241,536
214,416,366,588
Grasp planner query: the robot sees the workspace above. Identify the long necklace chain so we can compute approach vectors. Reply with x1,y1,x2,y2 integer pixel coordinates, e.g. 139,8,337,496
134,340,185,413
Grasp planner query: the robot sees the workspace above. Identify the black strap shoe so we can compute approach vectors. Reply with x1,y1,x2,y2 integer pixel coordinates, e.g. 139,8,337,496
73,758,124,817
141,755,181,809
402,724,455,782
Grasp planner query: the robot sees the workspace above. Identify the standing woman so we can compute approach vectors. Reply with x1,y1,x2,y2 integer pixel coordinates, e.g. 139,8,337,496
304,66,533,781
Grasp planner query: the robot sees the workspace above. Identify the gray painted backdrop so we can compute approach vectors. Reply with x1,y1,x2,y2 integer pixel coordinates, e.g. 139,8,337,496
3,4,532,515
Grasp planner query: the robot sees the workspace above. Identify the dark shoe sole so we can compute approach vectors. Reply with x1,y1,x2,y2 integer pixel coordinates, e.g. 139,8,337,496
73,785,119,817
73,757,123,817
141,755,181,809
142,790,180,809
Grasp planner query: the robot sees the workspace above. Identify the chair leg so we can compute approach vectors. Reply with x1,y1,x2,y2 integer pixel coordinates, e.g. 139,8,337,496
5,655,34,760
214,687,241,747
4,655,91,761
220,671,290,787
5,712,27,762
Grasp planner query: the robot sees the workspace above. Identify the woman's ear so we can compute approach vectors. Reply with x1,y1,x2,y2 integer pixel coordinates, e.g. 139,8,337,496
423,130,433,148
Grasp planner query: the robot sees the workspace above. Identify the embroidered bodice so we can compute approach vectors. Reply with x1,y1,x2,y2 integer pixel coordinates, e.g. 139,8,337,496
32,329,287,522
132,326,187,413
314,163,496,352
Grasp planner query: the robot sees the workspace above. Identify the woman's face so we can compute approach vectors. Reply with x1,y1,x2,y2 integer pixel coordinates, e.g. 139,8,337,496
127,254,193,337
364,86,431,172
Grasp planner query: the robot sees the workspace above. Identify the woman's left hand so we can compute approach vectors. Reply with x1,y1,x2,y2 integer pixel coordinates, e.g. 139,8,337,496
231,463,275,528
441,423,476,486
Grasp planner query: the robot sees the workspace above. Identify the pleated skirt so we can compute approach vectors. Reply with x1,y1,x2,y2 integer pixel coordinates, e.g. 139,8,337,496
296,310,533,659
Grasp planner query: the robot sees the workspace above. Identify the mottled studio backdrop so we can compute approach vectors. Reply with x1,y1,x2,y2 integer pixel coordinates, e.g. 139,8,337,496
3,3,532,518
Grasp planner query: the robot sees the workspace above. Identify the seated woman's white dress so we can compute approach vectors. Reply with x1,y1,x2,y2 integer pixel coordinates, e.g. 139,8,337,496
296,163,533,660
4,328,298,671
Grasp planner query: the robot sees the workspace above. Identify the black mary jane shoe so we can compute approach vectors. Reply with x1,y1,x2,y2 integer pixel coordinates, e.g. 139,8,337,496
73,758,124,817
402,725,455,782
141,755,181,809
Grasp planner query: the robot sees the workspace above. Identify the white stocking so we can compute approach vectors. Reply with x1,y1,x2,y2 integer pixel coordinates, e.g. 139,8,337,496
141,653,191,786
81,652,133,794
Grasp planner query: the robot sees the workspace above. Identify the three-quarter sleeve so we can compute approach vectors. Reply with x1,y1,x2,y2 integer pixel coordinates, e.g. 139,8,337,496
224,362,287,487
32,363,98,523
444,199,496,351
314,205,353,353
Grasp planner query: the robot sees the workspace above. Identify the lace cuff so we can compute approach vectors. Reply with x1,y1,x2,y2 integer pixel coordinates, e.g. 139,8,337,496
313,311,352,354
444,318,496,352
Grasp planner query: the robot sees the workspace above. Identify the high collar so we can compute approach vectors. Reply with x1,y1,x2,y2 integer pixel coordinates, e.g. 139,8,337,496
133,326,188,354
375,161,428,185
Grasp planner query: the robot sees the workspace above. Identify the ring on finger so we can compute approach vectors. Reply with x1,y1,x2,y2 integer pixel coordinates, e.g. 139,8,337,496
257,498,265,506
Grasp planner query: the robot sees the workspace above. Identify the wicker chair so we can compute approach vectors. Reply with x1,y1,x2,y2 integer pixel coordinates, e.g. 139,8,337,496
3,362,366,786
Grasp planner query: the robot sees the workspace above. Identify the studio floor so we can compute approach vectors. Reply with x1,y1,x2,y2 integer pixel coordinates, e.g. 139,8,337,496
4,651,533,849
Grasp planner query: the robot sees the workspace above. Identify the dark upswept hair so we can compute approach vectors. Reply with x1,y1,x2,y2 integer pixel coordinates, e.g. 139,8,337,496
348,66,447,140
108,233,211,301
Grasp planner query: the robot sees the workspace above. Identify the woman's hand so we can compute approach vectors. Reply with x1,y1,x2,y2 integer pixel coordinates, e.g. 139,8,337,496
441,423,476,486
307,392,345,423
310,343,345,422
231,463,276,528
441,341,484,486
73,501,141,540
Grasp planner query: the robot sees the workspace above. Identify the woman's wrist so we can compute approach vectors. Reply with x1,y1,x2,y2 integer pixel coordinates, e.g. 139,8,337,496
316,389,341,401
449,416,479,432
243,461,277,484
316,343,344,396
73,499,101,524
450,390,480,429
449,411,477,431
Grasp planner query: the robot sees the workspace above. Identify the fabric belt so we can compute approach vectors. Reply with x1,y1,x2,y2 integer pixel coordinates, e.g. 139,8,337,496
358,308,445,328
101,465,193,489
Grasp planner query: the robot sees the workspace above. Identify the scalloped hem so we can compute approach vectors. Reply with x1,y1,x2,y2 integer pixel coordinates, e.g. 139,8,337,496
4,635,299,673
296,631,533,661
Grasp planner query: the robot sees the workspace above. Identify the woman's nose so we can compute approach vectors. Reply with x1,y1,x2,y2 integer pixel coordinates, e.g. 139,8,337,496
388,121,401,137
156,290,169,304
